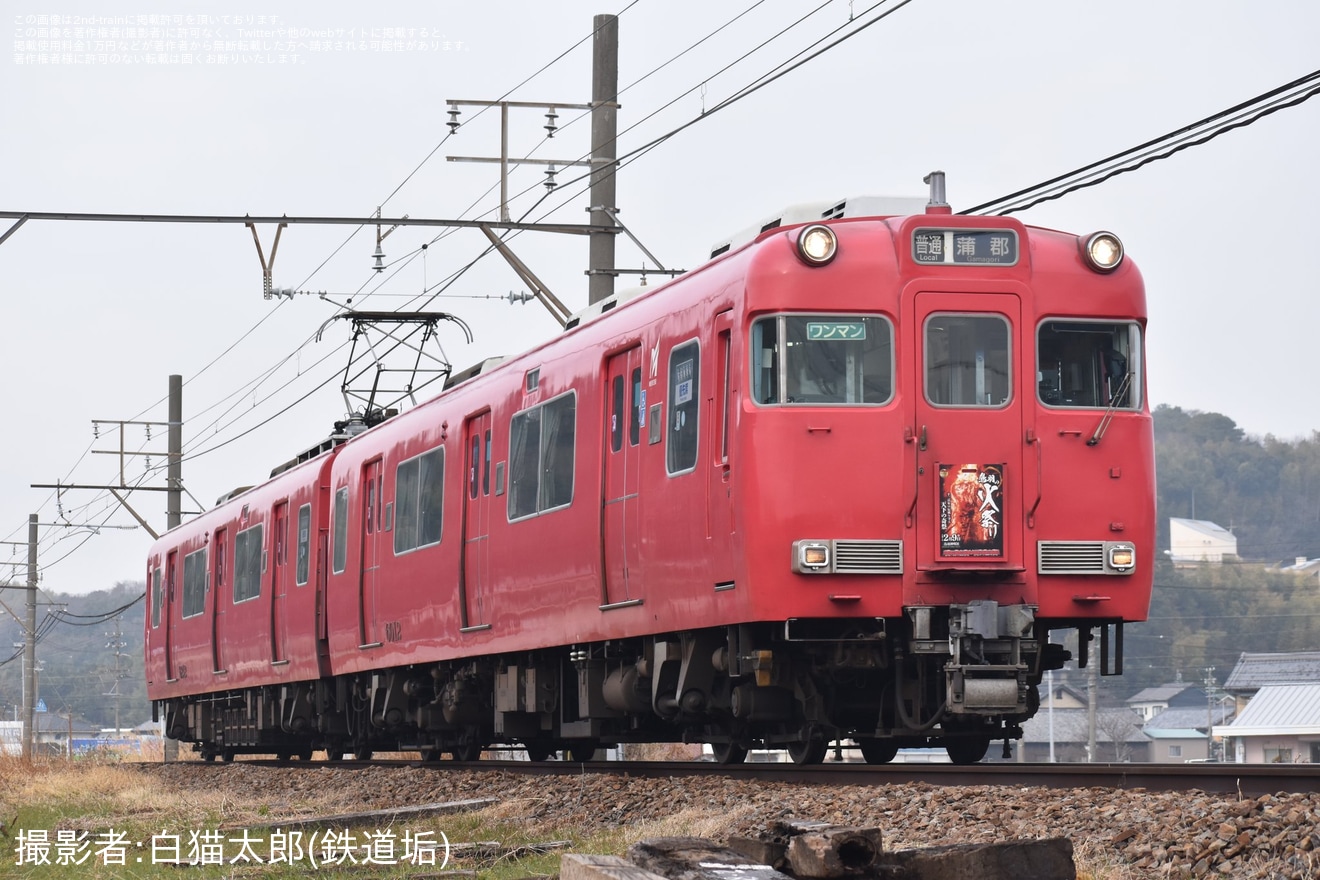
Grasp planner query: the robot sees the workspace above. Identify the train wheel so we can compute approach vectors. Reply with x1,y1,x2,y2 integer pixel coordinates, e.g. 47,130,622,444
202,751,216,763
856,738,900,765
944,736,991,765
298,746,314,761
452,741,483,762
323,747,342,763
352,747,373,761
565,741,599,763
787,737,828,765
709,743,748,765
419,747,442,763
221,749,236,764
276,751,291,762
524,742,554,762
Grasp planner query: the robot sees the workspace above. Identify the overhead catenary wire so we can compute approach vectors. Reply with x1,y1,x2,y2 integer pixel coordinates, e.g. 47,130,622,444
963,69,1320,216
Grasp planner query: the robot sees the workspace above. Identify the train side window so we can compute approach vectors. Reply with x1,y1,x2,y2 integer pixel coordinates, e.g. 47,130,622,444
630,367,642,446
667,340,701,475
151,566,162,628
924,314,1011,407
234,525,263,603
752,315,892,405
610,374,624,453
508,407,542,519
483,429,492,495
295,503,311,586
395,446,444,554
182,548,207,618
539,393,576,510
469,435,481,499
332,487,348,574
1037,320,1141,410
508,391,576,519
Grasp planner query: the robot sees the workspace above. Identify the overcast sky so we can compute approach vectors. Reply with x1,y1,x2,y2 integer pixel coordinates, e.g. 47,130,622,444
2,0,1317,597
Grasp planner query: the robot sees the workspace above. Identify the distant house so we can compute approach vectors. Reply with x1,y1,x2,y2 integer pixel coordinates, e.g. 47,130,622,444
1037,680,1088,710
0,714,101,756
1126,681,1208,721
1144,705,1234,763
1015,707,1151,763
1223,651,1320,713
1277,557,1320,583
1212,684,1320,763
1169,518,1238,564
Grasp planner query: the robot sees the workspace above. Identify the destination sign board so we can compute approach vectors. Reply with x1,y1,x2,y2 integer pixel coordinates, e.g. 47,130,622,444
913,228,1019,266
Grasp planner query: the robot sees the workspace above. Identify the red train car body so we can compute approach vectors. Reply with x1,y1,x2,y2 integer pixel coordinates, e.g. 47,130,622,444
146,186,1154,764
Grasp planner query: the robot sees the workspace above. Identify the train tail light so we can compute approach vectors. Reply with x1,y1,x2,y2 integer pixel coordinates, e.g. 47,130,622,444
1081,231,1124,272
793,540,831,573
796,225,838,266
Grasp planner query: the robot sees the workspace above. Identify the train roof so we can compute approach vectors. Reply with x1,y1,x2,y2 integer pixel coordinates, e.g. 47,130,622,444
708,194,928,259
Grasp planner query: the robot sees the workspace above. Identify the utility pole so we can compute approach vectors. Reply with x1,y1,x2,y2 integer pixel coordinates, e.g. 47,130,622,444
587,12,620,305
105,616,129,736
23,515,36,759
1086,639,1098,763
30,374,183,760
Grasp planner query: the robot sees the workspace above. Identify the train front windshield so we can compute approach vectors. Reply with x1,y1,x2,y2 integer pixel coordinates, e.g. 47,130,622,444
751,314,894,406
1037,320,1142,409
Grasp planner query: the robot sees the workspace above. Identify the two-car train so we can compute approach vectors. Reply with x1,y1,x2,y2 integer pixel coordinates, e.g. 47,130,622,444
145,177,1154,764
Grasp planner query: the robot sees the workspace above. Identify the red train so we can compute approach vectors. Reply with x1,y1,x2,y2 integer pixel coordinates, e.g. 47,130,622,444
145,176,1154,764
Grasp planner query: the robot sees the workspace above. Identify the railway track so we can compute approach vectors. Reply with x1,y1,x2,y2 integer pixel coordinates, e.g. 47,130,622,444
175,757,1320,796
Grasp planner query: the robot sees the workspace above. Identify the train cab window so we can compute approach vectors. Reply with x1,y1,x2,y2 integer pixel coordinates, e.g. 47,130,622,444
1037,320,1141,409
667,341,701,474
234,524,263,603
508,392,577,520
332,487,348,574
151,566,163,628
182,548,207,618
751,315,893,406
395,446,444,554
924,314,1011,407
295,503,311,586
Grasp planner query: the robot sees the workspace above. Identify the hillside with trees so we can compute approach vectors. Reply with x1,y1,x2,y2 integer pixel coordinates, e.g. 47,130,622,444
0,581,147,730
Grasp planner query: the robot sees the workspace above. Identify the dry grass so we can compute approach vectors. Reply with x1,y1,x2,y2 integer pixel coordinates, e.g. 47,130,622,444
0,755,1160,880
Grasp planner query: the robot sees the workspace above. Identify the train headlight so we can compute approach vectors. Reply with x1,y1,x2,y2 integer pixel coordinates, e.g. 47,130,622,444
1107,544,1135,573
792,540,831,573
1082,231,1124,272
796,225,838,266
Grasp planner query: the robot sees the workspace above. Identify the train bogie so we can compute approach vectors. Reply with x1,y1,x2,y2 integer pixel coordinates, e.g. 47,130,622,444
145,182,1153,764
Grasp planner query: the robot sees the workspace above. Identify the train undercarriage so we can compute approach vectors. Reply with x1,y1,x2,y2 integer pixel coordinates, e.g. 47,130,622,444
158,600,1099,765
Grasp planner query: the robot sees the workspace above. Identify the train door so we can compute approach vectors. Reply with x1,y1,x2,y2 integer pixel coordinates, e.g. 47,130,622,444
912,294,1026,572
211,527,228,673
461,412,493,630
603,347,643,607
359,458,384,647
707,311,736,588
165,550,178,681
271,501,289,664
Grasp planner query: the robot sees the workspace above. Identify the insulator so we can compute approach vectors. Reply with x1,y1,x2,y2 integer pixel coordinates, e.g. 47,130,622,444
447,103,461,134
372,243,385,272
544,107,558,137
544,164,558,192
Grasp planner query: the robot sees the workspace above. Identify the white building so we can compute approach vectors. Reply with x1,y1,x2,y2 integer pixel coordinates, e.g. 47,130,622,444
1169,518,1238,564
